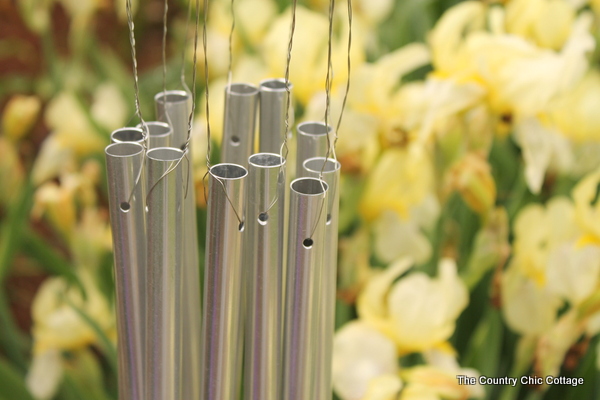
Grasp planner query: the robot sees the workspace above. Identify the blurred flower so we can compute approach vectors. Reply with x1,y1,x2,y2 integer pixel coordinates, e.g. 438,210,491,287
236,0,277,46
360,145,434,221
572,168,600,242
513,117,573,193
400,365,478,400
332,321,399,400
31,134,76,185
372,195,439,265
303,91,379,175
361,374,403,400
262,5,365,105
45,92,105,156
0,137,25,206
31,271,115,355
90,83,128,132
358,258,468,353
2,94,41,142
505,0,576,50
26,348,63,400
445,152,497,217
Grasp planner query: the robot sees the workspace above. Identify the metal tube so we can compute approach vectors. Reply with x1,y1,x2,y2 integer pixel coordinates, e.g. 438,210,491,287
302,158,341,400
244,153,286,400
221,83,259,167
258,79,293,154
201,163,248,400
111,127,145,145
105,142,146,400
154,90,192,150
282,177,328,400
145,147,185,400
154,90,201,400
295,122,332,178
137,121,172,149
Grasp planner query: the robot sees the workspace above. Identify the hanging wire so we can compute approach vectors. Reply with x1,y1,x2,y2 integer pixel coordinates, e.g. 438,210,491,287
162,0,169,96
281,0,298,163
199,0,244,225
123,0,147,208
335,0,352,146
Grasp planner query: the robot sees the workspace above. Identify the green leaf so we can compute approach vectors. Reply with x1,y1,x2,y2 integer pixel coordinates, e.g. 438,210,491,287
0,357,35,400
21,229,86,298
0,289,28,371
66,300,118,375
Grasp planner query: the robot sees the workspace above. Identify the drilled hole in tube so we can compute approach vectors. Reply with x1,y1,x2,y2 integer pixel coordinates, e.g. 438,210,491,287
231,136,240,145
239,221,245,232
326,213,332,225
258,213,268,225
120,202,131,212
303,238,313,248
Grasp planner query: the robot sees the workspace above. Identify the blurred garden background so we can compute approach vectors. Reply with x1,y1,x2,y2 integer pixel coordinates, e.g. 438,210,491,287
2,0,600,399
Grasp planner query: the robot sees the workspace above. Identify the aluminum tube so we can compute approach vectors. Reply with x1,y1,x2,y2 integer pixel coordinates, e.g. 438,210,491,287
154,90,201,400
137,121,172,149
201,163,248,400
295,122,333,178
111,127,145,145
258,79,293,154
243,153,286,400
146,147,185,400
154,90,192,150
282,178,328,400
221,83,259,167
302,158,341,400
105,142,146,400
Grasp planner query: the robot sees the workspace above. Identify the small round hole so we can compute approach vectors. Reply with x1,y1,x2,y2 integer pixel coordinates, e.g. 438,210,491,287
258,213,268,225
303,238,313,248
120,202,131,212
326,213,332,225
239,221,245,231
231,136,240,145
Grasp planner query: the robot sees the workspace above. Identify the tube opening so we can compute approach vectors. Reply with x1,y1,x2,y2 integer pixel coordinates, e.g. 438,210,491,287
227,83,259,95
298,122,331,136
230,135,241,146
111,128,144,143
303,157,341,174
147,147,183,161
260,78,291,91
146,122,171,137
249,153,284,167
120,202,131,212
154,90,190,104
303,238,313,248
239,221,245,231
105,142,144,157
211,163,248,179
291,177,328,196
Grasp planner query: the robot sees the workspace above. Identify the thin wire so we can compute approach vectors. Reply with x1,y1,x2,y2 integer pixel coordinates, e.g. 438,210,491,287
123,0,146,208
180,0,193,92
335,0,352,148
203,0,212,168
162,0,169,96
260,0,298,217
227,0,235,86
281,0,298,163
200,0,244,225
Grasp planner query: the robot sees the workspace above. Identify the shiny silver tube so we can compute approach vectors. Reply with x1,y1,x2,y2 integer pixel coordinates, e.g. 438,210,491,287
154,90,192,150
154,90,201,400
145,147,185,400
221,83,259,167
282,178,328,400
201,163,248,400
295,122,333,178
302,158,341,400
244,153,286,400
259,79,292,154
111,127,145,145
137,121,172,149
105,142,146,400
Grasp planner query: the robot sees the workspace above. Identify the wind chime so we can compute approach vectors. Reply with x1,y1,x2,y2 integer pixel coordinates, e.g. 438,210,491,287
105,0,351,398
